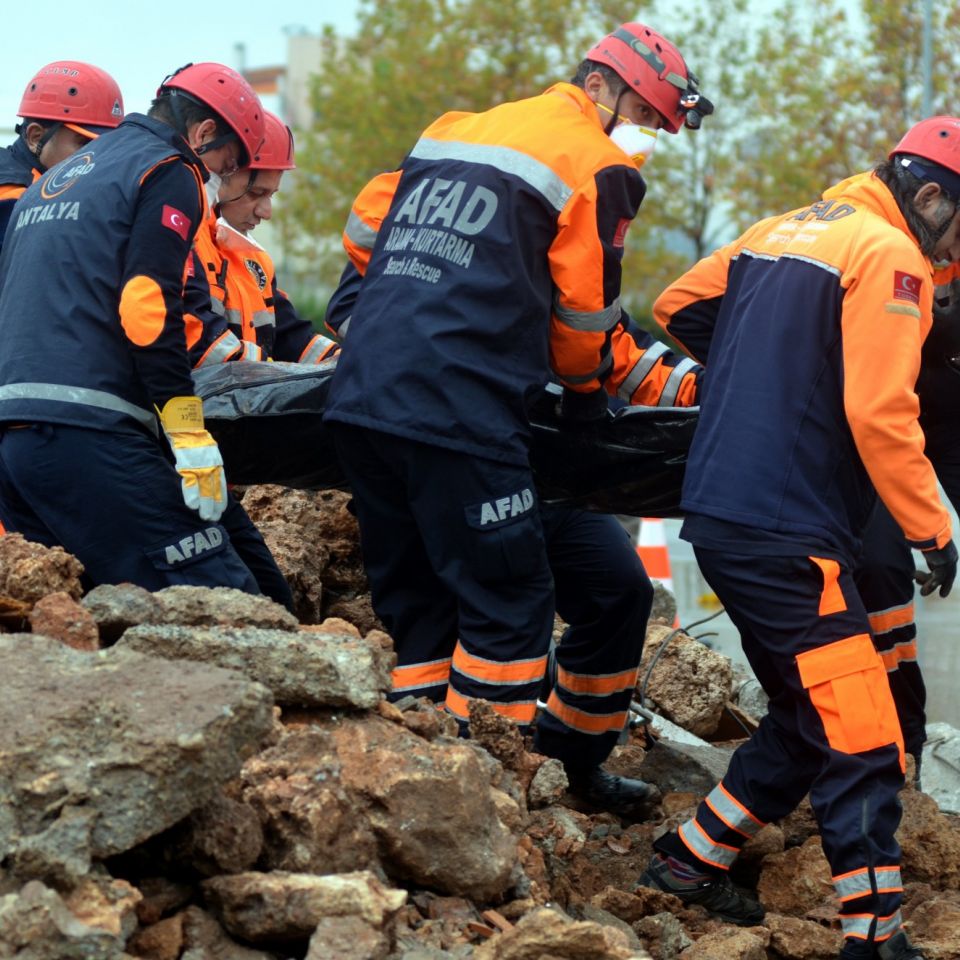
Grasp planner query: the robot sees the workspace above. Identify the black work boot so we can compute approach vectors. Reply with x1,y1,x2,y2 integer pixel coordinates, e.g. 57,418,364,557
638,851,765,926
839,931,926,959
564,764,661,819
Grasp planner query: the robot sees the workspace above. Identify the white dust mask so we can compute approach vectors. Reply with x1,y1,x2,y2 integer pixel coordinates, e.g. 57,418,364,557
609,122,658,170
204,171,223,211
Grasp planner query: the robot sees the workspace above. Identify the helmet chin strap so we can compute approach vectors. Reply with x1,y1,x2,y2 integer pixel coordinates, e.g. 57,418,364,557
29,122,63,172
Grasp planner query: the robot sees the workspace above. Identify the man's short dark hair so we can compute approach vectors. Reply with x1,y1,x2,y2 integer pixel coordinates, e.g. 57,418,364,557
148,91,233,142
570,60,626,93
876,157,955,258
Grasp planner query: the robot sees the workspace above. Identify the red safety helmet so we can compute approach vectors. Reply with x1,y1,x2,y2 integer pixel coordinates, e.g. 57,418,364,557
158,62,264,165
585,24,711,134
249,111,295,171
890,117,960,196
18,60,124,138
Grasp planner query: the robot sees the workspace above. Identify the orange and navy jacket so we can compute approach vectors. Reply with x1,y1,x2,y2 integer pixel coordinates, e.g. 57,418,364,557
186,214,338,367
323,83,700,465
654,170,951,563
0,138,43,257
0,115,206,434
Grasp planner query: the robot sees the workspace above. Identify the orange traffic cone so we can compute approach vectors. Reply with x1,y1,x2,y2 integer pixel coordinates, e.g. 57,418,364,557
637,517,680,627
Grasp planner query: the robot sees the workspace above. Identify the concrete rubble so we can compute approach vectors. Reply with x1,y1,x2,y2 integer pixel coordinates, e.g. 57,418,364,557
0,488,958,959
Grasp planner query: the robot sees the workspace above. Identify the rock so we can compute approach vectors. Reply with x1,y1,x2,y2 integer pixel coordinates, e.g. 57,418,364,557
0,880,125,959
0,635,274,883
306,914,392,960
241,487,368,623
649,583,678,626
181,905,279,960
134,877,193,926
119,620,393,709
903,894,960,958
678,926,769,959
165,794,264,876
472,906,649,959
0,533,84,603
528,759,569,809
243,716,519,900
764,913,843,959
29,591,100,651
921,722,960,815
898,785,960,887
638,737,735,797
202,870,406,943
633,911,692,958
152,585,299,629
127,913,185,960
325,595,382,635
82,583,163,645
639,626,733,738
757,837,833,916
63,873,141,940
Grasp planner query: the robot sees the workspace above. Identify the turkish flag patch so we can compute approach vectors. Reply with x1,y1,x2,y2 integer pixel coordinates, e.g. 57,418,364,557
893,270,921,305
613,217,631,248
161,204,191,241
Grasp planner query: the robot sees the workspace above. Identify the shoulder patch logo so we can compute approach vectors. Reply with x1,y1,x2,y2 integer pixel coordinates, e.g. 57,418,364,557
893,271,921,305
162,205,191,242
245,258,268,290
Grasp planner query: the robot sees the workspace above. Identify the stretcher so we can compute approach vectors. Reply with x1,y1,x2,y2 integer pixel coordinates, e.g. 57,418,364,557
195,361,698,518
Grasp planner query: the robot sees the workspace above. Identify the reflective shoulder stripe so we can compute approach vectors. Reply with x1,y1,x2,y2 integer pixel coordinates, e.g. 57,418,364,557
299,335,338,364
678,819,739,869
409,137,573,213
250,309,275,329
224,307,243,326
618,341,669,401
0,383,156,434
658,357,699,407
704,783,765,838
553,294,621,333
210,296,226,317
345,209,379,250
195,331,243,367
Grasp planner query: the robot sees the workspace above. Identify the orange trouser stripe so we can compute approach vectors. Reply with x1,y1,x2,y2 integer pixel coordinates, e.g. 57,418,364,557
879,641,918,672
451,643,547,685
869,602,914,636
810,556,847,616
391,658,451,691
445,687,537,725
545,690,627,735
556,665,639,696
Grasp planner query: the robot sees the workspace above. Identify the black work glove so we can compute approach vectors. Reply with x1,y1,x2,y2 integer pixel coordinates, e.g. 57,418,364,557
914,540,959,598
558,386,608,425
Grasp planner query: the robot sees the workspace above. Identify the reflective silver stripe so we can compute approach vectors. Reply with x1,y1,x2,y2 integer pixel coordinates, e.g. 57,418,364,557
250,309,275,329
840,911,902,940
659,357,698,407
679,819,738,868
391,657,452,693
209,297,225,317
891,641,917,664
554,295,621,333
345,210,378,249
835,867,903,902
410,138,573,212
337,316,352,339
737,248,844,279
561,350,613,386
239,342,260,361
544,701,626,735
704,784,764,838
868,601,913,636
618,341,668,401
300,336,337,364
0,382,156,434
195,331,243,367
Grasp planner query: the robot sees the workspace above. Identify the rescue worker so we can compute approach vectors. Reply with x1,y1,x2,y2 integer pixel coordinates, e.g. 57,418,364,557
189,111,338,367
642,117,960,960
0,63,274,597
326,255,701,814
0,60,123,253
854,276,960,784
323,24,712,807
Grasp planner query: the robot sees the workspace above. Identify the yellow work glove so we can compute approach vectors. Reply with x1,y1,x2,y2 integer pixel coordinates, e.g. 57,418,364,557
157,396,228,522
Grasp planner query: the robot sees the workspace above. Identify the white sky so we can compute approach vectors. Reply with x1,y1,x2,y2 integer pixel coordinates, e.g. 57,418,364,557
0,0,363,124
